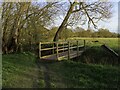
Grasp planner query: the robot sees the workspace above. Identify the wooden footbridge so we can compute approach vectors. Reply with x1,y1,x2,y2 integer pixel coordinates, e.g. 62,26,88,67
39,40,86,61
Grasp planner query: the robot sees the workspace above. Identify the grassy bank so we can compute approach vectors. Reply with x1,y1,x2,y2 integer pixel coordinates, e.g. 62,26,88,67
38,61,120,88
2,52,41,88
2,52,120,88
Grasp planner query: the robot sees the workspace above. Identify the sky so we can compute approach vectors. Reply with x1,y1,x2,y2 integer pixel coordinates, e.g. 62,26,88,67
48,0,120,33
98,2,118,33
118,2,120,33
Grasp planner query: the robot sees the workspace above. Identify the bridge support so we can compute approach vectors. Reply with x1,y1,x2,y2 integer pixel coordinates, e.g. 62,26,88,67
68,41,70,60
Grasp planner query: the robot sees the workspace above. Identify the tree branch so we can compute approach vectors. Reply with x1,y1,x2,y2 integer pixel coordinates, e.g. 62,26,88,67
82,3,97,29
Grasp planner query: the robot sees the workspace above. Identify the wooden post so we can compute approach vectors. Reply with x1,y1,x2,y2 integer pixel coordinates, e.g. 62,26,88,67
84,40,86,50
77,41,79,57
63,43,64,52
56,42,59,60
39,42,41,59
53,43,54,54
68,41,70,60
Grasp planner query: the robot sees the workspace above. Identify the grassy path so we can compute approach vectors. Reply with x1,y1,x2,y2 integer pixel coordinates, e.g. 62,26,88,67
37,62,51,88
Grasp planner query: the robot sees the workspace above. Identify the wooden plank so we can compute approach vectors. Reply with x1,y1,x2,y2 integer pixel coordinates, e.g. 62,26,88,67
39,42,41,59
41,54,57,59
41,41,68,44
84,40,86,50
63,43,64,52
57,45,68,48
77,41,79,57
70,46,77,49
68,41,70,60
40,50,84,61
78,45,84,48
58,48,68,52
41,47,54,51
53,43,54,54
58,51,83,60
41,45,68,51
56,42,59,59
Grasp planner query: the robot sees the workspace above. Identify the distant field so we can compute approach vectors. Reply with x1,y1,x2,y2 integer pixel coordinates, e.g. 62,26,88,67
69,37,118,47
68,38,119,52
45,38,118,49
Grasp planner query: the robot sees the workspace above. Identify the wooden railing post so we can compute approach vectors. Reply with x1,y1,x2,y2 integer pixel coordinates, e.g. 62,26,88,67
56,42,59,60
63,43,64,52
39,42,41,59
77,40,79,57
53,43,54,54
84,40,86,50
68,41,70,60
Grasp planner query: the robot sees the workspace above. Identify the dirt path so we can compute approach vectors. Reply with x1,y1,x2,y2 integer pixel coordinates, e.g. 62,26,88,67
36,61,51,88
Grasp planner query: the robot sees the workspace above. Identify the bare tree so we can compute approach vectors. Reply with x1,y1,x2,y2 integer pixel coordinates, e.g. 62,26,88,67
53,0,112,41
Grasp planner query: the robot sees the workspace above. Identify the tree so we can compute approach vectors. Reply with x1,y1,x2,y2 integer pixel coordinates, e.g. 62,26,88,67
97,28,112,37
53,0,112,41
60,28,74,40
2,2,59,53
2,3,31,53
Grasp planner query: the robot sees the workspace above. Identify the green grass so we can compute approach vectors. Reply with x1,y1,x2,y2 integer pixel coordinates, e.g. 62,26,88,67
2,52,41,88
79,46,119,65
69,37,119,48
3,53,120,88
38,61,120,88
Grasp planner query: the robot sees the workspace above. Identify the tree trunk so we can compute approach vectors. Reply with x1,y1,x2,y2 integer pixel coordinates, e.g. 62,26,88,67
53,3,74,41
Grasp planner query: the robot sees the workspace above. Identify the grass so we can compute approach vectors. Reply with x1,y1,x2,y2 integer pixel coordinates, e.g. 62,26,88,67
2,53,120,88
2,52,41,88
38,61,120,88
68,37,119,48
79,46,119,65
2,38,119,88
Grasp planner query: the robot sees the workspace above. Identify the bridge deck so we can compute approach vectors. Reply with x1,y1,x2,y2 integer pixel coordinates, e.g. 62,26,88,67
40,50,84,61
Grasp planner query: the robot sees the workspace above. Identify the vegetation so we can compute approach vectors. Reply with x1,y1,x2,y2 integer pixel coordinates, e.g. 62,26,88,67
2,38,119,88
2,53,120,88
2,52,43,88
2,0,119,89
2,1,116,53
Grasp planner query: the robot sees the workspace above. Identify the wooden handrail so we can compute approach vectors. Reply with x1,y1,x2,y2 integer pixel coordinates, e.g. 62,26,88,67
58,48,68,52
39,40,86,60
41,45,69,51
41,41,68,44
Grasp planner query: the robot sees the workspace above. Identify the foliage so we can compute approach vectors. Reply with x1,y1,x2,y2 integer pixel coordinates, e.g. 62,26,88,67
2,2,59,53
2,38,119,88
74,27,118,38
